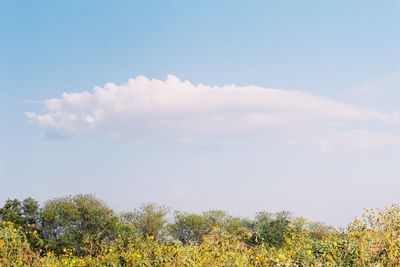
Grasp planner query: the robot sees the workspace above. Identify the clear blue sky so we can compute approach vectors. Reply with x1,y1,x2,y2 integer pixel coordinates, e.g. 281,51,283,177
1,1,400,226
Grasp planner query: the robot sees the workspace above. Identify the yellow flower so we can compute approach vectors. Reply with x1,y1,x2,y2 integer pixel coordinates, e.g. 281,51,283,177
278,253,285,260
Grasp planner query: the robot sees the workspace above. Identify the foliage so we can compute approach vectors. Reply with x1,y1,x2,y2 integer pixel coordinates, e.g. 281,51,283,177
0,221,43,266
40,194,118,255
0,198,43,251
168,212,208,244
249,211,291,247
168,210,250,245
3,195,400,266
121,203,169,240
0,198,40,229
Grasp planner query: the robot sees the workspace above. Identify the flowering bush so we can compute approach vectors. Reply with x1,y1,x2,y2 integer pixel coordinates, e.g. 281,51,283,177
3,197,400,266
0,221,43,266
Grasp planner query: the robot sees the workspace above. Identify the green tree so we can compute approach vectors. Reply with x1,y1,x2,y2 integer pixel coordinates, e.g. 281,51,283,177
203,210,250,235
0,199,24,225
0,197,40,227
0,197,42,250
168,212,208,244
168,210,251,244
250,211,291,247
40,194,118,255
122,203,168,240
202,210,228,228
21,198,40,227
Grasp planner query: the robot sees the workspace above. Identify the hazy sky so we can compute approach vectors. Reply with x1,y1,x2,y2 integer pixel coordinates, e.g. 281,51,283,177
1,1,400,226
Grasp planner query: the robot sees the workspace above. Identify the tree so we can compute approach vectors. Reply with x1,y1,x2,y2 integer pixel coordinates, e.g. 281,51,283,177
0,197,42,250
0,197,40,226
0,199,24,225
202,210,228,228
169,210,251,244
21,198,40,226
40,194,118,255
122,203,169,240
250,211,291,247
168,212,208,244
307,221,333,240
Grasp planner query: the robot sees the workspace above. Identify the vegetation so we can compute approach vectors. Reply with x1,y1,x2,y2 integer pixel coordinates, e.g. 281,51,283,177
1,194,400,266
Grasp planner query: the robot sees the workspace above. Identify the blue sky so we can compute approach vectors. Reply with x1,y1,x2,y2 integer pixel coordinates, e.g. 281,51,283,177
1,1,400,226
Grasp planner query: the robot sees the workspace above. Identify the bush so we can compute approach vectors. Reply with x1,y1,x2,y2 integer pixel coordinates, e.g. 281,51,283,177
0,221,43,266
3,195,400,266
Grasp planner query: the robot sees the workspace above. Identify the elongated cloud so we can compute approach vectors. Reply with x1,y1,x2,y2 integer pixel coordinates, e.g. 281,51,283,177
26,75,400,150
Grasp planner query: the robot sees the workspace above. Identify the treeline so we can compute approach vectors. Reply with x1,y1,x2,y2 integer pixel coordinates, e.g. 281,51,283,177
2,194,400,266
0,194,330,256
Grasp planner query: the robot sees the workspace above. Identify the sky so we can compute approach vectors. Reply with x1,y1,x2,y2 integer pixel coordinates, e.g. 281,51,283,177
1,1,400,226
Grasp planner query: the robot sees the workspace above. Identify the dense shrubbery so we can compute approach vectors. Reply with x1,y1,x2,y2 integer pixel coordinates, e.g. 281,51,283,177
1,194,400,266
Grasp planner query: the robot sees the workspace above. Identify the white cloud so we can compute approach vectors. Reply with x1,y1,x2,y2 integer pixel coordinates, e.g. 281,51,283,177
26,75,400,151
